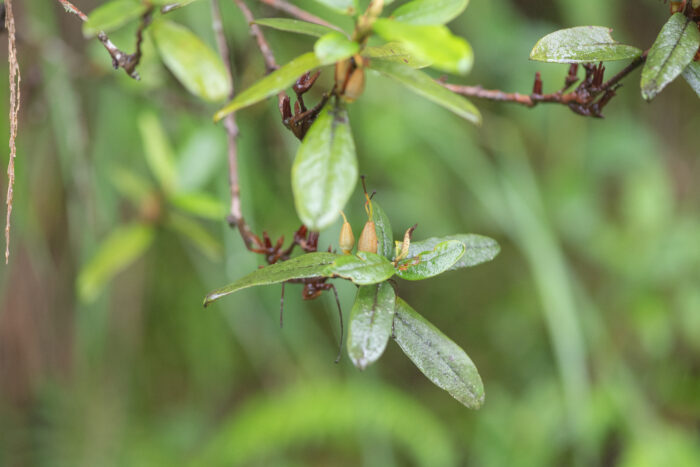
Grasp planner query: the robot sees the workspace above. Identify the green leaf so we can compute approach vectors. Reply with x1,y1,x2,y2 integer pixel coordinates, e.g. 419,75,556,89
151,19,232,102
372,18,473,75
372,201,394,259
368,60,481,125
347,282,397,370
138,112,177,194
641,13,700,101
393,298,484,409
395,240,464,280
151,0,201,7
362,42,431,68
77,224,155,302
82,0,146,38
292,101,358,230
170,191,227,220
255,18,338,37
407,234,500,271
314,32,360,63
214,52,321,121
312,0,357,15
529,26,642,63
682,61,700,98
325,251,395,285
204,252,339,306
108,166,154,205
392,0,469,26
166,212,222,260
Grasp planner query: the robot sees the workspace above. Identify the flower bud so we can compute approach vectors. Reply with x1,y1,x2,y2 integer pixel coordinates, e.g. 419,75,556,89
358,220,377,253
343,68,365,102
339,211,355,255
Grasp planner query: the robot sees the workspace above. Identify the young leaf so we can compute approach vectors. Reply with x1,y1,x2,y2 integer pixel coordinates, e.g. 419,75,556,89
641,13,700,101
82,0,146,38
395,240,465,280
372,18,473,75
312,0,357,15
682,61,700,98
371,201,394,260
325,251,395,285
170,191,227,220
292,101,358,230
77,223,155,302
347,282,397,370
214,53,321,121
529,26,642,63
367,60,481,125
362,42,431,68
138,112,177,194
407,234,500,271
255,18,338,38
314,33,360,63
151,20,232,102
204,252,339,306
391,0,469,26
393,298,484,409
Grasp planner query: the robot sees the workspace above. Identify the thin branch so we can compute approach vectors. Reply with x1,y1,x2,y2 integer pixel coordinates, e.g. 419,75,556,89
258,0,345,33
5,0,20,264
233,0,278,73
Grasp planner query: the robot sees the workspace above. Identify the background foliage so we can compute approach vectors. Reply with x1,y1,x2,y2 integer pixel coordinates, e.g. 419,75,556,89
1,0,700,465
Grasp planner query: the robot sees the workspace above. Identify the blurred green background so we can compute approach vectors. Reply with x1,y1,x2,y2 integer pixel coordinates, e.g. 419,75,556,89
2,0,700,465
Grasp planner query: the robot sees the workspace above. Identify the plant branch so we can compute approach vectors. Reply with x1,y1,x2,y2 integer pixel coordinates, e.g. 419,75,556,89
258,0,345,33
5,0,20,264
233,0,278,73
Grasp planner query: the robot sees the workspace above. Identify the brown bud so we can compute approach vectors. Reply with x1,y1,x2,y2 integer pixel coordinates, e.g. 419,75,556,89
339,211,355,255
335,59,351,91
343,68,365,102
670,1,685,14
358,220,377,253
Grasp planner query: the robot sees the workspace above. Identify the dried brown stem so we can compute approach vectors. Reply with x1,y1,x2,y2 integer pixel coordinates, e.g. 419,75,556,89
233,0,278,73
258,0,345,33
5,0,20,264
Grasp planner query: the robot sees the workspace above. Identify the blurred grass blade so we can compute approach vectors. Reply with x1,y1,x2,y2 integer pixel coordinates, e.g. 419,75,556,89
151,19,232,102
393,298,484,409
108,166,154,205
255,18,338,37
77,224,155,302
204,253,338,306
312,0,357,15
407,234,500,271
372,18,473,75
292,101,358,230
368,60,481,124
362,42,432,68
138,112,177,194
170,191,227,220
347,282,396,369
682,61,700,98
167,212,222,260
82,0,146,38
529,26,641,63
395,240,465,280
391,0,469,26
325,252,395,285
314,32,360,63
372,200,394,259
641,13,700,101
176,126,226,191
214,52,322,121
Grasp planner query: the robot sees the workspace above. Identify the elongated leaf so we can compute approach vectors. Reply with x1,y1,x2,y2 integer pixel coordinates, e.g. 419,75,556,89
170,191,227,220
326,252,395,285
167,212,222,260
530,26,642,63
151,19,231,102
682,61,700,98
204,252,338,306
407,234,500,271
362,42,431,68
138,112,177,194
393,298,484,409
108,167,153,205
395,240,464,280
392,0,469,26
312,0,356,15
151,0,201,7
314,32,360,63
292,101,358,230
255,18,338,38
372,201,394,259
641,13,700,101
347,282,396,369
373,18,473,75
214,53,321,121
82,0,146,38
77,224,155,302
368,60,481,124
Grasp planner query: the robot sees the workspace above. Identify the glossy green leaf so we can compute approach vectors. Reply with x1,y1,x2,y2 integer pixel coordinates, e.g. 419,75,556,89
392,0,469,26
314,33,360,63
151,19,231,102
312,0,357,15
325,251,395,285
362,42,431,68
151,0,201,7
292,101,358,230
138,112,177,194
407,234,500,271
255,18,338,38
372,201,394,260
529,26,642,63
395,240,464,280
214,53,321,121
641,13,700,101
204,252,338,306
372,18,473,75
368,60,481,125
77,224,155,302
167,212,222,260
82,0,146,38
347,282,397,370
393,298,484,409
170,191,227,220
682,61,700,98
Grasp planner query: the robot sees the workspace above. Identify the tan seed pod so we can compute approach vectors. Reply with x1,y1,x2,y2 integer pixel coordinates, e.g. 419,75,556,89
335,59,351,91
339,211,355,255
358,220,377,253
343,68,365,102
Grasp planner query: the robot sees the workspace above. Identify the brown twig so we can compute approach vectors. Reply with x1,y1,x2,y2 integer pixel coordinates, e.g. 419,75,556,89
258,0,345,33
233,0,278,73
5,0,20,264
